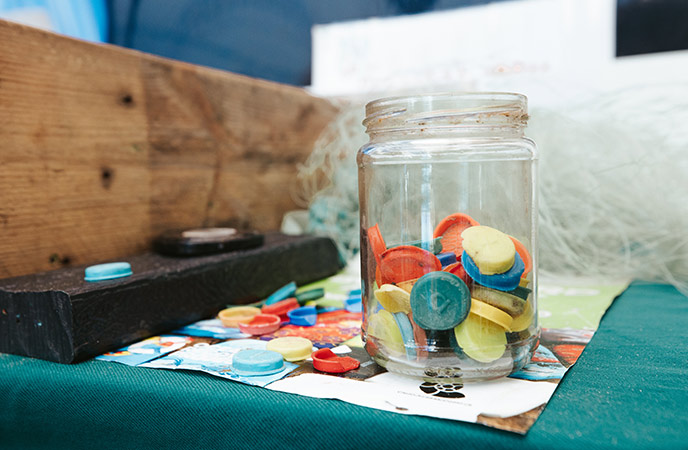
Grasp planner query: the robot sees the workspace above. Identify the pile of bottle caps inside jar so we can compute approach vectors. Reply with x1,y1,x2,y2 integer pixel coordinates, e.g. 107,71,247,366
366,213,534,363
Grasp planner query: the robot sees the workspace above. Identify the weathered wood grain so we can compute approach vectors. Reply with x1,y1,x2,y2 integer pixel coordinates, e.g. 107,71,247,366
0,19,338,278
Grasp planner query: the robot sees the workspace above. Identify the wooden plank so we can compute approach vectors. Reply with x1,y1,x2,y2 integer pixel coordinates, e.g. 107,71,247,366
0,20,338,278
0,233,344,363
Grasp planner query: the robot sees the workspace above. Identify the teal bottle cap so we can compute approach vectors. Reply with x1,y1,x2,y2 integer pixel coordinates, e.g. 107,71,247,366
84,262,133,282
265,281,297,305
232,349,285,376
295,287,325,304
410,271,471,331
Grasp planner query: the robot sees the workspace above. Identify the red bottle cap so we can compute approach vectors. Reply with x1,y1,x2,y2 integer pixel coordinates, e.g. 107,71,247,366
433,213,479,255
262,297,299,323
379,245,442,285
311,348,360,373
367,224,387,265
238,314,281,336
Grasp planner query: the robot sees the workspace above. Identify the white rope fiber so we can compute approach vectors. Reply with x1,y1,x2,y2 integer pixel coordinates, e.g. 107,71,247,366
295,85,688,295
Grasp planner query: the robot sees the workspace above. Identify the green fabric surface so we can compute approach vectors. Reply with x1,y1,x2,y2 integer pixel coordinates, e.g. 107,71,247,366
1,282,686,449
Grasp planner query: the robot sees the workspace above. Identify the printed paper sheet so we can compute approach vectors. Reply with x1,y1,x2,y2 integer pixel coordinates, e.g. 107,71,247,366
97,260,628,434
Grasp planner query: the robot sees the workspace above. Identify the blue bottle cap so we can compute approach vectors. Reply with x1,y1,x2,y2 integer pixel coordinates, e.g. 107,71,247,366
84,262,132,282
265,281,297,305
437,252,458,267
344,297,362,313
409,271,471,331
462,251,524,291
232,349,285,376
393,312,416,360
315,306,341,313
287,306,318,326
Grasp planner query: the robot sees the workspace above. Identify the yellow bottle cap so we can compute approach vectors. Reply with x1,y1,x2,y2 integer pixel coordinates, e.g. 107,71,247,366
469,298,514,331
374,284,411,313
396,277,419,294
367,309,405,355
454,313,507,363
510,300,534,332
218,306,261,328
266,337,314,362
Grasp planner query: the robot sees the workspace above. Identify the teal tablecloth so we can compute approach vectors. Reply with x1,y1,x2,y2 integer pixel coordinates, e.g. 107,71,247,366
1,282,687,449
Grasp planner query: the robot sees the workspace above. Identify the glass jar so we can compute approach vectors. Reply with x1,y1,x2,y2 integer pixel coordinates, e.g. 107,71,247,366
357,92,539,382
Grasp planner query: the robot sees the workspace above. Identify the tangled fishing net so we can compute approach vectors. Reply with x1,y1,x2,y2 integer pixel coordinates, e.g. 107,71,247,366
295,85,688,295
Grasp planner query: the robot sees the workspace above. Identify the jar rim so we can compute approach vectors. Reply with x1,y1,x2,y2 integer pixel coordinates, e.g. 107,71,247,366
363,92,528,133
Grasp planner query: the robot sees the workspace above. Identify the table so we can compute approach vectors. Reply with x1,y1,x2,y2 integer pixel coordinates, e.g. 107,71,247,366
1,282,686,449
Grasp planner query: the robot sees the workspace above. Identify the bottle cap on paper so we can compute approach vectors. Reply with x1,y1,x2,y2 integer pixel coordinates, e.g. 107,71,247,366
311,348,360,374
218,306,261,328
266,337,313,362
287,306,318,327
232,349,285,376
238,314,281,335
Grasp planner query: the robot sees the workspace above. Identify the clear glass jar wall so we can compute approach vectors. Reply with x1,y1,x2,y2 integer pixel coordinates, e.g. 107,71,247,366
357,93,539,382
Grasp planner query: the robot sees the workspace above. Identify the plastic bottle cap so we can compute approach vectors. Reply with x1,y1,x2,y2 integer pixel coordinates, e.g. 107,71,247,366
295,288,325,304
393,312,416,360
469,298,514,331
409,271,471,331
287,306,318,327
310,298,344,309
396,277,419,294
218,306,261,328
510,286,532,300
84,262,132,282
266,337,313,362
462,251,524,292
471,285,526,316
367,309,405,355
307,298,344,313
510,299,534,332
442,261,472,286
311,348,360,373
437,252,458,267
232,349,285,376
509,236,532,277
433,213,480,254
344,297,362,313
237,314,281,335
367,224,387,265
461,226,516,275
408,311,429,360
153,229,263,256
181,227,236,239
374,284,411,314
261,297,299,321
264,282,298,306
453,313,507,363
379,246,442,285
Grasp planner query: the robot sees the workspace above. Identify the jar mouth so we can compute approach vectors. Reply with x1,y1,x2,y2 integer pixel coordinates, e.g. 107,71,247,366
363,92,528,134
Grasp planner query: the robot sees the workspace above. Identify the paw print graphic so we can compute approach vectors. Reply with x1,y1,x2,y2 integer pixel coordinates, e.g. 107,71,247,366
419,382,465,398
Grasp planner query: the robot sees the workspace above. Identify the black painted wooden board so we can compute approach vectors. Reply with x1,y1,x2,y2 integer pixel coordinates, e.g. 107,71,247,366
0,233,343,364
